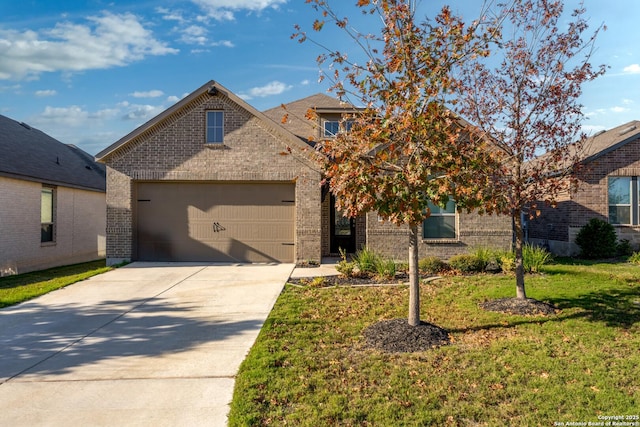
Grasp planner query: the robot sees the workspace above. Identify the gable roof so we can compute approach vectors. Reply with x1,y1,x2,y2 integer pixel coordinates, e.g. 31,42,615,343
579,120,640,163
95,80,322,166
0,114,105,192
262,93,358,146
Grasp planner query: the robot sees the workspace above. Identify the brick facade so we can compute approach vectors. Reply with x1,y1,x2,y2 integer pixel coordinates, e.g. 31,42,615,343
100,82,515,264
0,176,106,276
528,134,640,255
364,210,512,261
101,87,323,265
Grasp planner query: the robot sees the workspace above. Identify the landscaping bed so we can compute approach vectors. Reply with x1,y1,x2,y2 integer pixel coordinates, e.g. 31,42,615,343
229,259,640,426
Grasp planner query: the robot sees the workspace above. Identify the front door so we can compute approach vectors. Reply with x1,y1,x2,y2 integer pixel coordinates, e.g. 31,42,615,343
330,195,356,254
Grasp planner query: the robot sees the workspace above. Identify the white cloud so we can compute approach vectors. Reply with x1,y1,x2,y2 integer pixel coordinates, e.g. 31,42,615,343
623,64,640,74
582,124,606,136
180,25,208,45
300,79,310,86
191,0,288,21
122,104,163,121
35,89,56,97
240,81,292,100
156,7,186,23
212,40,234,48
130,90,164,98
0,12,178,81
38,106,89,126
611,106,629,113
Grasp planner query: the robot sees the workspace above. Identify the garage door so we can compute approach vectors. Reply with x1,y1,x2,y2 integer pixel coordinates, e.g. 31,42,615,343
136,182,295,263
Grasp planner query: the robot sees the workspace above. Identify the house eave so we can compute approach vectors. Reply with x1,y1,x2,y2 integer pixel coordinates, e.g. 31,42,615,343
0,170,106,193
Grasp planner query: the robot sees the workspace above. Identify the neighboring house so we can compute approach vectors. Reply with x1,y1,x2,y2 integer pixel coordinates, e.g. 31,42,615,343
528,120,640,256
96,81,511,265
0,114,106,276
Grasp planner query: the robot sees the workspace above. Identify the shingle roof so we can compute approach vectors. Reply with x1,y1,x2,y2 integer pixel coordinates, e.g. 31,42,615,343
0,114,105,192
262,93,356,145
579,120,640,163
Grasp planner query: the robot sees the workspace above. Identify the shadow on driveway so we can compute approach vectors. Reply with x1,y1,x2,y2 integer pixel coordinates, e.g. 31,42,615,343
2,296,264,381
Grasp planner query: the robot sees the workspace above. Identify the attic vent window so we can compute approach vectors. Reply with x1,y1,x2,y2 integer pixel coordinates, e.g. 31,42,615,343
323,120,353,138
206,111,224,144
618,125,637,136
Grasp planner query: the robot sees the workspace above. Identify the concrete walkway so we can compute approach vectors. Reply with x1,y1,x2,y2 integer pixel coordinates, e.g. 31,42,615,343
0,262,293,427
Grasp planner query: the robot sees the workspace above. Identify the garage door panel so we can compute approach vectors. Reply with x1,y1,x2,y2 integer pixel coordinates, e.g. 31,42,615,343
136,182,295,262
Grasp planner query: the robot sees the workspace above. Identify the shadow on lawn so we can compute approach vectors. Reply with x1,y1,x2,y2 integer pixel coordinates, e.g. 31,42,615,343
448,286,640,335
546,286,640,328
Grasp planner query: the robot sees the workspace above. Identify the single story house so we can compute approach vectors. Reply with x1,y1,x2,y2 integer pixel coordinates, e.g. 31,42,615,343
528,120,640,255
96,80,511,265
0,114,106,276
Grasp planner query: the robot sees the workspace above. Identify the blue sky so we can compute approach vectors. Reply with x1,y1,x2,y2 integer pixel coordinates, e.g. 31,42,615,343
0,0,638,155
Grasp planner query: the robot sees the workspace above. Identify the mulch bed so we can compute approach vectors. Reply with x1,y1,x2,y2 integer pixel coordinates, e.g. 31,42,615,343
363,319,451,352
290,272,560,353
479,297,559,316
288,273,410,287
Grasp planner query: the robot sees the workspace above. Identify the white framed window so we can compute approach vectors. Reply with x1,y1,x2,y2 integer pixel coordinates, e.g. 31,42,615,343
323,120,353,138
423,200,456,239
41,186,55,243
206,111,224,144
608,176,638,225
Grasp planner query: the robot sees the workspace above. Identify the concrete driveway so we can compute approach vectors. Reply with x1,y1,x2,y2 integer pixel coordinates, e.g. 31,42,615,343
0,262,293,427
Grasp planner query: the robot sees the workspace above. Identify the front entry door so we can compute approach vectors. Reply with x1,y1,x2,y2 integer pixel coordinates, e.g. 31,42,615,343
330,195,356,253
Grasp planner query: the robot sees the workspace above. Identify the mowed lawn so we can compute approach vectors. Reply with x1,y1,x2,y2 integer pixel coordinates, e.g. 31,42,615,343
0,260,111,308
229,259,640,426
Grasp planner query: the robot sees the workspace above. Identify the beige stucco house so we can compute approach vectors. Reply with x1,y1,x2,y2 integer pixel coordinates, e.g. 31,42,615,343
0,115,106,276
96,80,511,265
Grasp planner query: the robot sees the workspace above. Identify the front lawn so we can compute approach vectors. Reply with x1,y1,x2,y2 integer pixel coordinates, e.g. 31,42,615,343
0,260,112,308
229,259,640,426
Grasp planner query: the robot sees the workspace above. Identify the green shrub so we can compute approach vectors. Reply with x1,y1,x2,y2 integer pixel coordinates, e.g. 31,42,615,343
522,244,552,273
628,252,640,265
617,239,634,257
353,247,381,274
335,260,355,277
396,261,409,273
418,256,449,274
375,258,397,280
309,277,327,287
336,248,356,277
449,254,484,273
470,247,493,271
498,252,515,273
575,218,618,259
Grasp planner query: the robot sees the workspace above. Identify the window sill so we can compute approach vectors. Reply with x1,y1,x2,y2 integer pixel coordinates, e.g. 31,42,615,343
204,143,229,150
41,241,57,247
422,238,460,245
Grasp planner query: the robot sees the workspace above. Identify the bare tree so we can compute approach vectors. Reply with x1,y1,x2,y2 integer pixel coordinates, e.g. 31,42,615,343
456,0,606,299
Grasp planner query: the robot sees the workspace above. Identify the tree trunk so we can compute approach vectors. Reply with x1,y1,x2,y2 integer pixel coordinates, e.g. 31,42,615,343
513,212,527,299
408,224,420,326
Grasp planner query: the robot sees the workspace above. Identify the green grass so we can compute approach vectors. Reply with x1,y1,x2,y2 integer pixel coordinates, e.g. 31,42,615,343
229,259,640,426
0,260,112,308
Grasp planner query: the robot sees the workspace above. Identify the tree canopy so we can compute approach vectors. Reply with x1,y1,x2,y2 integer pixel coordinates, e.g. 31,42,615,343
295,0,501,325
456,0,606,299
